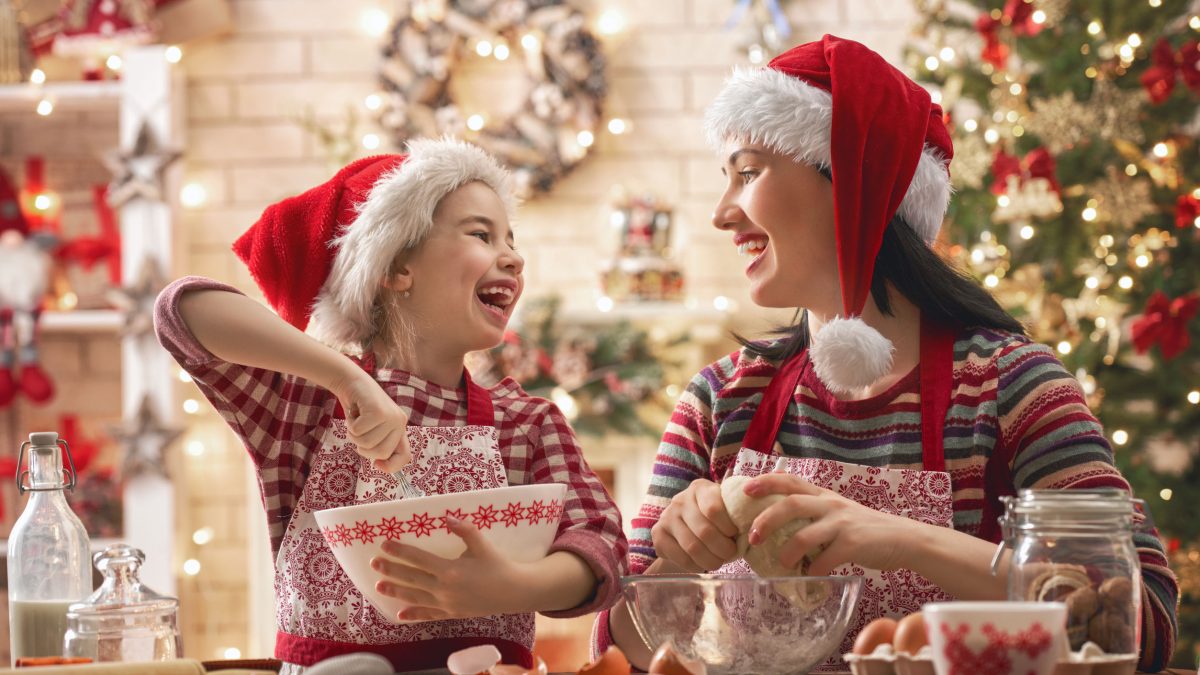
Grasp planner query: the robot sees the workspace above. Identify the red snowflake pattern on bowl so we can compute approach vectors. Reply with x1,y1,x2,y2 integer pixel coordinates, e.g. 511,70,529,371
321,498,565,548
938,620,1054,675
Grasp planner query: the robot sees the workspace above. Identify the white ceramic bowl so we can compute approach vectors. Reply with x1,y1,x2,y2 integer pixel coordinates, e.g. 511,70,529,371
314,483,567,622
923,601,1067,675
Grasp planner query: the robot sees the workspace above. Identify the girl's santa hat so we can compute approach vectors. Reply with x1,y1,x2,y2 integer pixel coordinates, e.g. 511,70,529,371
705,34,954,394
232,137,513,351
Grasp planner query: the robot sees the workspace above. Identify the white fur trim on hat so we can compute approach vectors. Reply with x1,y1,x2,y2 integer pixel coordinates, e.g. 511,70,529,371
808,316,895,395
704,67,951,242
309,137,514,350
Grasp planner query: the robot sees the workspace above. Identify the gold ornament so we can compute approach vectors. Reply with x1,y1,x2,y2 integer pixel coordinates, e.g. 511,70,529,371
110,395,183,480
1087,165,1156,228
950,132,991,189
101,121,183,207
1089,79,1146,144
1025,92,1096,153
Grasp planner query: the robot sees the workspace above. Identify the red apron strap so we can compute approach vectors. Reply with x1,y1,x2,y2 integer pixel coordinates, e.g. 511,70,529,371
276,630,533,670
918,315,958,473
742,352,808,453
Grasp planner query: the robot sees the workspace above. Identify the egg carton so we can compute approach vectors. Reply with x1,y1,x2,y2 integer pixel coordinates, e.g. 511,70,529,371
843,647,934,675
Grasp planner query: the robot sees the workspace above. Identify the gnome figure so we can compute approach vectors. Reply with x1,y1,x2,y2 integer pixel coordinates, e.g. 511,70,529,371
0,169,55,407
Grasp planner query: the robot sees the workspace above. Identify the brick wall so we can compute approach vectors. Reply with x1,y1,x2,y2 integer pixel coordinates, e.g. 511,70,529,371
174,0,916,660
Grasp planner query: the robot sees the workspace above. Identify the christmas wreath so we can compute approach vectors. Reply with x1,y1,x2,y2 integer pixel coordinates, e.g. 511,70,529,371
376,0,606,198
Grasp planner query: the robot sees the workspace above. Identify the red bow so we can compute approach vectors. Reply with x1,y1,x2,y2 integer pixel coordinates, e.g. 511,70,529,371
1176,193,1200,229
974,0,1043,69
990,147,1060,195
55,185,121,284
1140,39,1200,105
1131,291,1199,360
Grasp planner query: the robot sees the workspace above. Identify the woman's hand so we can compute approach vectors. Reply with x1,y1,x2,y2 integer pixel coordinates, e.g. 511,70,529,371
650,478,740,572
743,473,923,575
371,517,541,621
331,369,411,473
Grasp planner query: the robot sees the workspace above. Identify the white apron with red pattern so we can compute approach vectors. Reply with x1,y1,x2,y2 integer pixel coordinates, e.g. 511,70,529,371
273,370,535,673
716,316,959,672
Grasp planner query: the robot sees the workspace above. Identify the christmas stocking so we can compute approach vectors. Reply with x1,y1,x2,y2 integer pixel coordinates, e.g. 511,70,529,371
12,310,54,404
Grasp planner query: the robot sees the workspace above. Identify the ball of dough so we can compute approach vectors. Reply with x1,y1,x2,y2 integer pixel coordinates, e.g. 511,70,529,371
720,475,813,577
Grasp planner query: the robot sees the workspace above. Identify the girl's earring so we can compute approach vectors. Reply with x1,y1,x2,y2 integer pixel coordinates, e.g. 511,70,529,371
403,290,410,298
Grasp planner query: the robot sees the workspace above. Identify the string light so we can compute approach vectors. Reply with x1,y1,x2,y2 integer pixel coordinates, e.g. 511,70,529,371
925,56,940,71
748,45,765,64
1148,0,1161,6
192,527,215,545
1087,20,1103,35
964,119,978,132
106,54,122,71
178,370,192,383
360,8,390,36
33,194,51,210
361,133,381,150
1190,16,1200,31
1152,142,1169,158
180,183,208,208
1020,225,1035,240
165,46,183,63
930,91,942,105
596,9,626,36
1099,235,1115,247
1085,67,1098,78
364,94,382,110
1127,33,1142,47
183,559,202,575
1082,207,1098,221
984,128,999,144
1057,341,1072,355
521,33,540,51
1118,44,1134,61
596,296,614,312
494,43,510,61
1031,9,1046,24
183,399,201,414
1125,163,1138,176
1134,254,1150,268
475,40,493,57
185,441,205,457
1009,83,1022,95
550,387,579,420
939,47,955,61
997,195,1011,208
607,118,626,134
1085,277,1100,289
713,296,731,311
466,114,485,131
36,99,53,116
577,130,595,147
223,648,241,659
30,68,45,85
1118,275,1133,289
665,384,681,398
1112,429,1128,445
1187,390,1200,404
1160,488,1173,501
984,274,999,288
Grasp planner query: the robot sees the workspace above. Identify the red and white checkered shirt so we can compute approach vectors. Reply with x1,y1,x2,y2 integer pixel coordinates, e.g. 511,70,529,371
155,276,628,618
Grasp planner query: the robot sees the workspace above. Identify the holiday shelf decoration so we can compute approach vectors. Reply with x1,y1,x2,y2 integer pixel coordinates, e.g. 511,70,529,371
598,188,685,305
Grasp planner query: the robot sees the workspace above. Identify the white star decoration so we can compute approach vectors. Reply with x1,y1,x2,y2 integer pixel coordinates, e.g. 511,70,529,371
105,255,166,337
102,121,182,207
110,395,182,480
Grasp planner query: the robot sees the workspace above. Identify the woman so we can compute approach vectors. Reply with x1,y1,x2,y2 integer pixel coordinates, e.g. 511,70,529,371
598,35,1177,672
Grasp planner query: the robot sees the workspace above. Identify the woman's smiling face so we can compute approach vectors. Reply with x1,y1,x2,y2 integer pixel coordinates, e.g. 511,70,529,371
711,141,841,315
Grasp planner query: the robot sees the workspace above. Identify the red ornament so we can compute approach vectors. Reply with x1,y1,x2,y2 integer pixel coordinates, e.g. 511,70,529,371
1131,291,1200,360
1168,538,1181,554
975,14,1009,70
55,185,122,285
1175,193,1200,229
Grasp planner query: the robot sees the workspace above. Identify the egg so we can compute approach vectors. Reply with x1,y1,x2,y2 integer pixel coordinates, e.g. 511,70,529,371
648,642,707,675
892,612,928,655
447,644,502,675
491,657,549,675
852,617,898,655
577,646,632,675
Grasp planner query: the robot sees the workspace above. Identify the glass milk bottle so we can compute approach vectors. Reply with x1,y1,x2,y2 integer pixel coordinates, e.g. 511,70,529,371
6,431,92,664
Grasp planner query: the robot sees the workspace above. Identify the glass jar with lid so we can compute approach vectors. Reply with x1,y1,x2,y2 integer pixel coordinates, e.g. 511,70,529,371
997,488,1142,656
63,544,182,662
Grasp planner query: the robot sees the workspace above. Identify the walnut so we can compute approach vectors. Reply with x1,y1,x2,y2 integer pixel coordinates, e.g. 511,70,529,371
1099,577,1134,610
1065,586,1100,650
1087,606,1135,655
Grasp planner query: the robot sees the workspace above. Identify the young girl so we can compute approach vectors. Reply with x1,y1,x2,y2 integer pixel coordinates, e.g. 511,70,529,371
599,36,1178,672
154,138,627,672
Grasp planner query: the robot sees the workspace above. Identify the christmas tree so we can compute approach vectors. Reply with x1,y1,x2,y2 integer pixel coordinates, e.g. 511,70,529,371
906,0,1199,666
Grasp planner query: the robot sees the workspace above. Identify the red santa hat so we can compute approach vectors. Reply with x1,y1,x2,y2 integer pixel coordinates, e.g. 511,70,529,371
705,35,954,394
233,137,513,351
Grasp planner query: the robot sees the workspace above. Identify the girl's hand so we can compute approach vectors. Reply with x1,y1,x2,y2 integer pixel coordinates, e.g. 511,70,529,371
332,369,411,473
743,473,923,575
371,517,529,621
650,478,740,572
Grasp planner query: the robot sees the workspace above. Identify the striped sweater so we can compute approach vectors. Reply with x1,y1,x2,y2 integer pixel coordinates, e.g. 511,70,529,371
618,327,1178,671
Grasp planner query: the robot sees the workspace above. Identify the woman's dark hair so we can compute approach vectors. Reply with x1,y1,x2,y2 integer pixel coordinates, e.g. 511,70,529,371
738,169,1026,362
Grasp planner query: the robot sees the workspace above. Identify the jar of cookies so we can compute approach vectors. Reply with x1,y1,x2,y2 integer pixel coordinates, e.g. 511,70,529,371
998,488,1142,657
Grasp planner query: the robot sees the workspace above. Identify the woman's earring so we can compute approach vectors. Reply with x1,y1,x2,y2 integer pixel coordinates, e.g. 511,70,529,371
403,290,410,298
